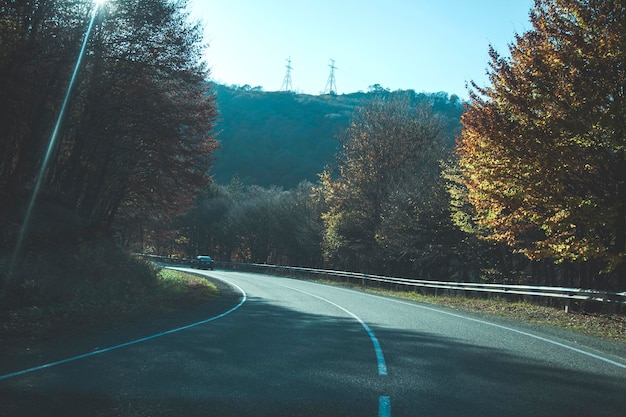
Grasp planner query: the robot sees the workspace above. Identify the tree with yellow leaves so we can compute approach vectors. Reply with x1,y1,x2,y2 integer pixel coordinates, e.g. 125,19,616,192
457,0,626,287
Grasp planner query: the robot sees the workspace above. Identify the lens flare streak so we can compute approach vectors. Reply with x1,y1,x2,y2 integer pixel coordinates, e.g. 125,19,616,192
9,4,103,276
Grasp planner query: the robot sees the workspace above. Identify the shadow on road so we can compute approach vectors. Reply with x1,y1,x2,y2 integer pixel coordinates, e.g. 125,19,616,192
376,326,625,417
1,287,625,417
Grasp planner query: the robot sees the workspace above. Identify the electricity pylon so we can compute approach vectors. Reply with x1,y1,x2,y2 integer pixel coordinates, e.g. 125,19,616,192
281,57,293,92
324,59,337,95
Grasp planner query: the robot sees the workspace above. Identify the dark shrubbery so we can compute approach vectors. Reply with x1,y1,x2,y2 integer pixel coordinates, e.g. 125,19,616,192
1,235,157,312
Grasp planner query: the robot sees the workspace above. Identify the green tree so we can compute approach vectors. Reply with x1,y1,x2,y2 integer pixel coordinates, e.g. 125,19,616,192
457,0,626,287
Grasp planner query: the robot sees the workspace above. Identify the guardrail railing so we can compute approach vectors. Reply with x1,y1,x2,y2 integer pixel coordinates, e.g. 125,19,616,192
138,254,626,307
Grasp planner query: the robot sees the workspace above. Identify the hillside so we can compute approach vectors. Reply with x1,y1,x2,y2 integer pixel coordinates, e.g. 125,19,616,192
210,84,463,188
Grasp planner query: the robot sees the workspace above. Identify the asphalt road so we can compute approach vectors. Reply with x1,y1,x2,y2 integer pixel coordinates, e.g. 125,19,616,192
1,268,626,416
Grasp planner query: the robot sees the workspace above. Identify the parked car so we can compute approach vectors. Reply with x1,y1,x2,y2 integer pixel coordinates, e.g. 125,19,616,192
196,255,214,270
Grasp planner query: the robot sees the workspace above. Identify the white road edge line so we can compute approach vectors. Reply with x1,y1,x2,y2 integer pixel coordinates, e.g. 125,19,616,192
379,395,391,417
329,285,626,370
0,272,247,381
269,280,391,416
271,281,388,376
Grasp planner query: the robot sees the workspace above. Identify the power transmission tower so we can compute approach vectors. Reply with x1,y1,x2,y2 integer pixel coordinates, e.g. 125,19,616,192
324,59,337,95
281,57,293,92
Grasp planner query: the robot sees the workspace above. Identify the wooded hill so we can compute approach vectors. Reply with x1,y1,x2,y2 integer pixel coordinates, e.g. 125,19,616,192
209,84,463,188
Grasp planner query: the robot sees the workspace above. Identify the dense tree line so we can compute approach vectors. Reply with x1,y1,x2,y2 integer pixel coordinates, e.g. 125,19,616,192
0,0,217,304
170,181,324,267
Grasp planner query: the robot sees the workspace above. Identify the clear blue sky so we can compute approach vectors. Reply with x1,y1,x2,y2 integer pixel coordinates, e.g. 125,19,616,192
188,0,534,98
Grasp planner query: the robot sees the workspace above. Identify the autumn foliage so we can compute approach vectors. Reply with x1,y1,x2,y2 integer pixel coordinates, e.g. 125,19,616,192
457,0,626,282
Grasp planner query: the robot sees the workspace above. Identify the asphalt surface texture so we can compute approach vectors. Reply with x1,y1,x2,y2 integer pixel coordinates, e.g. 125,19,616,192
1,267,625,416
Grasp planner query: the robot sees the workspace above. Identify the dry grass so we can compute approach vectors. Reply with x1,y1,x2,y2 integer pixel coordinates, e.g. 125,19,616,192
324,280,626,344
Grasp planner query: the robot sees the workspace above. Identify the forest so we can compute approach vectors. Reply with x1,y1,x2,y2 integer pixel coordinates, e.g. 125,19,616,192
1,0,625,313
169,0,626,292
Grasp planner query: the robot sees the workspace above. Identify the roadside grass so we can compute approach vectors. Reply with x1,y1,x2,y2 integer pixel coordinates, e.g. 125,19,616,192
318,279,626,344
0,269,218,341
155,268,218,307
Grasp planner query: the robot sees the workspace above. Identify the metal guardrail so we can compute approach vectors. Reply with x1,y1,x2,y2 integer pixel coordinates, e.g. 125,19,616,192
138,254,626,306
223,262,626,306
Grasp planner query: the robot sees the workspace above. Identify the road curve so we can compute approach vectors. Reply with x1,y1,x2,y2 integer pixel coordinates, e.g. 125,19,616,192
1,268,625,416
